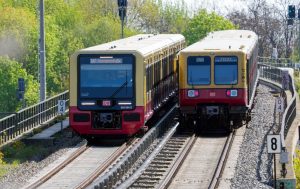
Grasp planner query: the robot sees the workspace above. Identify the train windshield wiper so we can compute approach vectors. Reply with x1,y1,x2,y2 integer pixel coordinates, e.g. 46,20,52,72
110,80,128,98
109,70,130,98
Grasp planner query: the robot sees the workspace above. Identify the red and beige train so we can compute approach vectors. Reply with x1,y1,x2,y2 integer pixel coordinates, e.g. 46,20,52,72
69,34,185,138
178,30,259,131
69,30,259,137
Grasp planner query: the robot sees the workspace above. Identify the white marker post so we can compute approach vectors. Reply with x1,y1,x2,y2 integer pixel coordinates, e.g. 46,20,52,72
58,100,66,131
267,134,281,188
276,97,284,130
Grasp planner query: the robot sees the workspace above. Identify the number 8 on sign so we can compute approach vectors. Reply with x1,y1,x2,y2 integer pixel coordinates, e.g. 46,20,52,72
267,135,281,154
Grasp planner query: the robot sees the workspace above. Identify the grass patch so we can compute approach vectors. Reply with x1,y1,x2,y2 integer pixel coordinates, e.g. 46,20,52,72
0,140,48,179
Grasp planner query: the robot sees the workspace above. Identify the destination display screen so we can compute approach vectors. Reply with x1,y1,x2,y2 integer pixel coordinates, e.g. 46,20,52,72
215,57,238,63
90,57,123,64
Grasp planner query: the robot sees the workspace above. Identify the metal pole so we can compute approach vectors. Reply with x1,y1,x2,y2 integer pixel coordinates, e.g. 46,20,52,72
121,6,124,38
274,154,277,189
39,0,46,101
61,114,63,131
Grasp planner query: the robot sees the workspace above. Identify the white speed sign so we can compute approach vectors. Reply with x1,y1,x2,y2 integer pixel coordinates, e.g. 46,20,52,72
267,135,281,154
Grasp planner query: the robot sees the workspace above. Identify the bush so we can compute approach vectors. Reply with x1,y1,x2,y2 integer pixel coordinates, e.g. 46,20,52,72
294,150,300,188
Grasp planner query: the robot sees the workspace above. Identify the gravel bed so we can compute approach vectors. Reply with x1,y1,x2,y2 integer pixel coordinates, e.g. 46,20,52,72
231,84,278,189
0,127,83,189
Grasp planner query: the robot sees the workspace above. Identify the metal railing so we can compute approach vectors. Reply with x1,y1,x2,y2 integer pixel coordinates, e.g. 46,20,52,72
258,57,295,69
258,63,297,148
0,91,69,146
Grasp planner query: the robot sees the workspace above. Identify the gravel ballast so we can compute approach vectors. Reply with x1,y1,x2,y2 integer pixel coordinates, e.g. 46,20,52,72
231,84,278,189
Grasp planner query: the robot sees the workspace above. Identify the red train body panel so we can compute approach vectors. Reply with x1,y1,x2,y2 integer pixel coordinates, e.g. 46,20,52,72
179,89,247,106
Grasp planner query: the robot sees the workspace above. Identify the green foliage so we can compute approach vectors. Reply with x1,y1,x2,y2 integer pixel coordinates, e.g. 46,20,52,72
2,141,47,162
291,39,300,63
0,151,4,164
183,9,236,45
294,149,300,188
129,0,189,34
0,6,38,76
0,56,39,112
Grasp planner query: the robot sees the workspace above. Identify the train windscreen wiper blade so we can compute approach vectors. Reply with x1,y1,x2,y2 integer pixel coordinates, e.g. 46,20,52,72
109,80,128,98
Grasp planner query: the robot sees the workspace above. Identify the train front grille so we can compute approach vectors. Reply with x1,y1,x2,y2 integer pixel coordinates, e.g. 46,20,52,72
92,112,121,129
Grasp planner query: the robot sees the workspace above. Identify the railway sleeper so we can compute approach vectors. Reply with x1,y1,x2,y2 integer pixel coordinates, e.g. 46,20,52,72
148,164,169,169
139,175,162,180
151,162,171,166
144,168,166,172
157,154,176,159
130,183,157,188
151,160,171,165
168,139,186,143
161,147,181,151
164,144,183,148
138,172,164,177
154,157,173,161
159,150,178,156
135,178,159,184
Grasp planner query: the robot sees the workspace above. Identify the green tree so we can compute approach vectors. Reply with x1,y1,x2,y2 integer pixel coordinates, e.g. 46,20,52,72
128,0,189,34
0,56,39,112
0,6,38,77
183,9,236,45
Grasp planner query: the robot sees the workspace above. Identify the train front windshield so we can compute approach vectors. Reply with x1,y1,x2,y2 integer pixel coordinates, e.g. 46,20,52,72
79,54,134,99
214,56,238,85
187,56,211,85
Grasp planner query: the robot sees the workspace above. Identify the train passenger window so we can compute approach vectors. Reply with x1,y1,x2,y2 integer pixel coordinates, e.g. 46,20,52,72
214,56,238,85
187,56,211,85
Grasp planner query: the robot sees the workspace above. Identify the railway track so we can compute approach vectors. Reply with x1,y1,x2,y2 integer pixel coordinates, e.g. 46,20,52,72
118,130,196,188
166,130,235,189
23,140,130,189
116,130,235,189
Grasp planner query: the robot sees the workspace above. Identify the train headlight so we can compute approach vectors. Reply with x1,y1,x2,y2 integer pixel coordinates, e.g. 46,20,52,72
81,101,96,106
118,101,132,106
226,89,238,97
187,90,199,98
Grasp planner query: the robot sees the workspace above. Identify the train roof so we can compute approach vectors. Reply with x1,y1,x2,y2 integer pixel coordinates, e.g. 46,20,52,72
181,30,258,57
78,34,185,56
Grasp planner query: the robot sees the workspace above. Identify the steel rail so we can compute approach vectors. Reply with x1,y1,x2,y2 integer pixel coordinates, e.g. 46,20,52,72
24,141,88,189
157,134,196,189
75,141,131,189
117,122,179,188
209,130,236,189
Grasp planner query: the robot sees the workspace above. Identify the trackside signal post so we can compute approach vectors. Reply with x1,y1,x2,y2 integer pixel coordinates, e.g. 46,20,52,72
18,78,26,108
117,0,127,38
